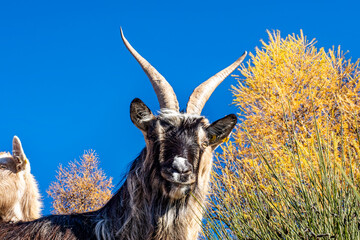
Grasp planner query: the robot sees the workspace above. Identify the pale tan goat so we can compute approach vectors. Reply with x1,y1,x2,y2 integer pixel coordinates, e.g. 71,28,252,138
0,136,42,222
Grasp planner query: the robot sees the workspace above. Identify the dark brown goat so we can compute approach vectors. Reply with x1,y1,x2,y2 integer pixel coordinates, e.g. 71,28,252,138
0,29,246,240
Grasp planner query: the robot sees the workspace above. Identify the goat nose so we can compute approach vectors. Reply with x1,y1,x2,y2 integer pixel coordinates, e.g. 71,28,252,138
172,157,193,174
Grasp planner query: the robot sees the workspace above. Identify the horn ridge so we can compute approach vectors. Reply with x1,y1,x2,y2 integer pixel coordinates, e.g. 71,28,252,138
120,28,179,112
186,52,247,115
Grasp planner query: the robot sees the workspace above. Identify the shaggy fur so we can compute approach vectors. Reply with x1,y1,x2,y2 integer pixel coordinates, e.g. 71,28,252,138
0,29,242,239
0,136,42,222
0,107,236,240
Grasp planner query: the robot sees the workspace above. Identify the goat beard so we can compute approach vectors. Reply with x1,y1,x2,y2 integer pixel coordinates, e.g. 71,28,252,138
159,179,193,200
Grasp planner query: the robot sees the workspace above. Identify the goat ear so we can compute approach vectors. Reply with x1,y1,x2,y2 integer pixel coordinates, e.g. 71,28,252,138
130,98,155,131
206,114,237,148
12,136,27,171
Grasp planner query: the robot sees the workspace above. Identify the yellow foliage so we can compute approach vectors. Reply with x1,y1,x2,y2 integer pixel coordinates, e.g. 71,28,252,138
47,150,113,214
212,30,360,205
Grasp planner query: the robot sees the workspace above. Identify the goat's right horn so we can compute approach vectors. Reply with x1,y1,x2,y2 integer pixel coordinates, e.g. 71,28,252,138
120,28,179,112
186,52,247,115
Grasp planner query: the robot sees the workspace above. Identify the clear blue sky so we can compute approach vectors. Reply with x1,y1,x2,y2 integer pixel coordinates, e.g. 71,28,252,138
1,0,359,215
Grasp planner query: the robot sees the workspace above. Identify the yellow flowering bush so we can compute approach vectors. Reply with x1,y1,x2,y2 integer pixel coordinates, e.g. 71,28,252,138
216,30,360,194
205,30,360,239
47,150,113,214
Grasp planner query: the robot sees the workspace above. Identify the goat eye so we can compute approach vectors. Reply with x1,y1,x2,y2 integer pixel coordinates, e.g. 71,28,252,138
201,141,209,148
0,165,6,169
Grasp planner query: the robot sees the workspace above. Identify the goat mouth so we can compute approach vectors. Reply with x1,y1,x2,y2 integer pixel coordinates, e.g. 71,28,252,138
160,171,196,185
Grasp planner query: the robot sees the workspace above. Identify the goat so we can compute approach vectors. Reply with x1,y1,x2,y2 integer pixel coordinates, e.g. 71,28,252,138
0,136,42,222
0,29,246,240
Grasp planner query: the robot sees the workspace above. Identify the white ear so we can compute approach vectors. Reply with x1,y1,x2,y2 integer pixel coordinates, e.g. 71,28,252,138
12,136,26,158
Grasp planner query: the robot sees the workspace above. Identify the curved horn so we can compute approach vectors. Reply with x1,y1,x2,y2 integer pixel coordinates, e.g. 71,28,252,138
120,28,179,112
186,52,247,114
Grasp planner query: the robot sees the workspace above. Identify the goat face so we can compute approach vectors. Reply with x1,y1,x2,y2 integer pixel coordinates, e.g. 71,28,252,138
130,98,237,199
121,29,243,200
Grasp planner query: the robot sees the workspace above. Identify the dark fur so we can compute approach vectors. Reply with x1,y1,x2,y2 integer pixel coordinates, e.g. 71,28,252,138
0,108,236,240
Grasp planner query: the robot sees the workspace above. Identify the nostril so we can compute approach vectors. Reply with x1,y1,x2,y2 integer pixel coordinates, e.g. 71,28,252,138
182,169,192,175
172,157,193,174
172,165,191,174
182,164,193,174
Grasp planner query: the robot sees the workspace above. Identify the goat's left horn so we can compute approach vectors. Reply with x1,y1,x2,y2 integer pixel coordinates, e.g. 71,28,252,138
186,52,247,115
120,28,180,112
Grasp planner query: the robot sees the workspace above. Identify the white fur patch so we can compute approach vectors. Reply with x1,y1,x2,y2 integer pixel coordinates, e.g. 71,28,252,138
11,201,24,222
157,109,203,125
173,156,188,173
197,128,207,142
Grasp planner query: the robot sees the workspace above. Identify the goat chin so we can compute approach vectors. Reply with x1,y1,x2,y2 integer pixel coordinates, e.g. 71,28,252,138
170,186,192,200
166,183,193,200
